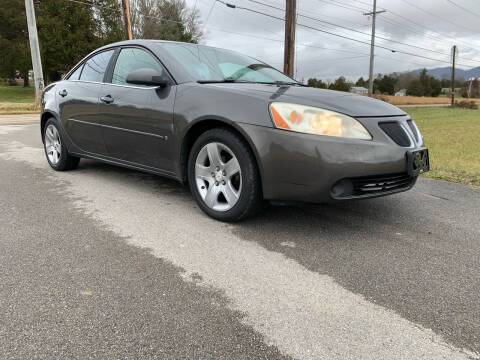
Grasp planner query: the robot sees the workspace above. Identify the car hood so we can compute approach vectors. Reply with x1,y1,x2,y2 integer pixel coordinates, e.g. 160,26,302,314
205,83,406,117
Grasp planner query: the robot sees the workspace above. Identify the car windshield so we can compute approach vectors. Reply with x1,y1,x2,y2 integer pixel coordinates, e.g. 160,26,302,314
157,42,298,84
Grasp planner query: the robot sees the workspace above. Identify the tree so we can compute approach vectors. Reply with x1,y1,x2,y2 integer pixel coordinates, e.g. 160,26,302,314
407,79,424,96
94,0,125,44
307,78,327,88
0,0,124,83
395,71,418,92
373,74,397,95
131,0,202,43
0,0,31,85
406,69,441,97
36,1,101,81
328,76,350,92
355,77,368,88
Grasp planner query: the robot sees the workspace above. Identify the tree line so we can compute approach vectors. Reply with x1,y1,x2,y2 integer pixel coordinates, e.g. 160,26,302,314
0,0,201,84
307,69,473,97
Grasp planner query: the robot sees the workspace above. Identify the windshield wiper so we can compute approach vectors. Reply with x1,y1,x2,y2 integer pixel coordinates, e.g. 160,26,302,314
197,79,249,84
271,81,307,87
197,79,307,86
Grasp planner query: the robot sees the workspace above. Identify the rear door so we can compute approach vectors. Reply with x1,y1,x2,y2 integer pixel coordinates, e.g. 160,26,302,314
58,49,114,155
97,46,176,171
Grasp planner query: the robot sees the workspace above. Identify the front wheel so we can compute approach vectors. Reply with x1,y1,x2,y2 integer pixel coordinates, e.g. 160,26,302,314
43,119,80,171
188,128,264,222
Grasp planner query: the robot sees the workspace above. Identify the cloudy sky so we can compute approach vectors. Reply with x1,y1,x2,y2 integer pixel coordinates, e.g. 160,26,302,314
184,0,480,81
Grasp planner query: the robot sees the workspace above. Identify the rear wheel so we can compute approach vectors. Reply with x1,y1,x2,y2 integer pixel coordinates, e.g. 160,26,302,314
188,128,264,222
43,119,80,171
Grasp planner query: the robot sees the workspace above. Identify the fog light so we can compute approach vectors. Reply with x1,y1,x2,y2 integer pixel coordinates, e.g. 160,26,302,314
331,179,353,197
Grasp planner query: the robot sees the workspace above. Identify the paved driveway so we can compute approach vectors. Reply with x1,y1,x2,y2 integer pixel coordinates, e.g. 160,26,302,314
0,120,479,359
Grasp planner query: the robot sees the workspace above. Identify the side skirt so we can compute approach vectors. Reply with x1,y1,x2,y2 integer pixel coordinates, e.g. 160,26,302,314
70,151,183,183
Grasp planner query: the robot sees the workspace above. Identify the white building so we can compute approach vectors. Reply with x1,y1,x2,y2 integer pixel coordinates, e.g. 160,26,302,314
395,89,407,96
350,86,368,95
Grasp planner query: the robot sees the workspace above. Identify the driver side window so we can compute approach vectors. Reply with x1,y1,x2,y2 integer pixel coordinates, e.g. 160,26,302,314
112,48,164,86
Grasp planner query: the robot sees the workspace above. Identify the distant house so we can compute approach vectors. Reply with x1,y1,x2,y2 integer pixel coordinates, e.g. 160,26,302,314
467,77,479,98
350,86,368,95
395,89,407,96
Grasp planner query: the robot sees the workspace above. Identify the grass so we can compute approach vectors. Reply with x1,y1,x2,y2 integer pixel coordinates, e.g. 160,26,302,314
376,95,480,105
0,85,35,103
403,107,480,187
0,85,38,114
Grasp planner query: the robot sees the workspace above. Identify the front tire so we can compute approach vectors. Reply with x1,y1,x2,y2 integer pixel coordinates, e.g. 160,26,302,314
43,119,80,171
188,128,264,222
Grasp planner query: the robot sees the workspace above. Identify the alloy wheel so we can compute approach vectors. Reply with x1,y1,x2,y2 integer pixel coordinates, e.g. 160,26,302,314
195,142,242,211
45,124,61,165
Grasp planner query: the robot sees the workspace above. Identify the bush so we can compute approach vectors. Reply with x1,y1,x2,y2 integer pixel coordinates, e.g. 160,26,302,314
453,100,478,109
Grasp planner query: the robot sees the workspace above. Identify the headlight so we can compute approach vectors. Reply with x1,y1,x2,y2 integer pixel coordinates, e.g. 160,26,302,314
269,102,372,140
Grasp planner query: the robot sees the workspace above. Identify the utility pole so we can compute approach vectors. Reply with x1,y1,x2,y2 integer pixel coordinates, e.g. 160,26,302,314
284,0,296,78
451,45,457,106
364,0,385,97
122,0,133,40
24,0,44,106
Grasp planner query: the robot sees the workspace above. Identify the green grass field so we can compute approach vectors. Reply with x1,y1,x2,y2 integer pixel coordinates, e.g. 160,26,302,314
403,107,480,187
0,85,35,103
0,86,37,114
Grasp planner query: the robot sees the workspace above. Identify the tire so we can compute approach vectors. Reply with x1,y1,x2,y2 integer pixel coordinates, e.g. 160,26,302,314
188,128,264,222
43,118,80,171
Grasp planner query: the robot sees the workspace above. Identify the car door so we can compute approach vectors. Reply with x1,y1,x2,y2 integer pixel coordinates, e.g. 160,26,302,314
97,46,176,171
58,49,114,155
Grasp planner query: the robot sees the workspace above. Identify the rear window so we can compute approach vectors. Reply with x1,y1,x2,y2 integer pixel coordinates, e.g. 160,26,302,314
80,50,114,82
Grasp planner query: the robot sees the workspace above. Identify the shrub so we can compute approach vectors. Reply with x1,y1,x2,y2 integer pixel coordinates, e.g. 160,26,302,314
453,100,478,109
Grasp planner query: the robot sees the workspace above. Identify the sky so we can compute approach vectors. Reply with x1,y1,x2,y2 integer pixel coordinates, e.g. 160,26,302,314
184,0,480,82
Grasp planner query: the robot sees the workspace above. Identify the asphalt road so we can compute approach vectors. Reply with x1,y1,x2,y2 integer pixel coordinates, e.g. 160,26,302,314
0,120,479,360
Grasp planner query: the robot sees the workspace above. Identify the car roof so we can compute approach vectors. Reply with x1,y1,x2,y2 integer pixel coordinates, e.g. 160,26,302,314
96,39,222,52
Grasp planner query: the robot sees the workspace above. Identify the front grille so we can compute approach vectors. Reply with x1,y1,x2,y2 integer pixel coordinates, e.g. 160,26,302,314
406,119,419,142
351,173,412,196
379,121,411,147
331,173,414,199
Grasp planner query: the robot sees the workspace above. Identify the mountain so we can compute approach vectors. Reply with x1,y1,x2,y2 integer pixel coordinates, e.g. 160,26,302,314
412,66,480,80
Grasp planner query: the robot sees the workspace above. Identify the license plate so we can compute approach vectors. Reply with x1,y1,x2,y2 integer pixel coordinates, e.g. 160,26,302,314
407,148,430,177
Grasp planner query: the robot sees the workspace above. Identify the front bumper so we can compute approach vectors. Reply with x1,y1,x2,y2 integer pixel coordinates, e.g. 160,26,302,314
239,115,424,203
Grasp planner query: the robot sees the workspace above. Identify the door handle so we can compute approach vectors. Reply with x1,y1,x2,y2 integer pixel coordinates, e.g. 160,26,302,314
100,95,114,104
58,89,68,97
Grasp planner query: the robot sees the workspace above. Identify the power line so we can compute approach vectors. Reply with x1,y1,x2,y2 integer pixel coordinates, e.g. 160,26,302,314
208,26,446,69
382,12,479,54
327,0,369,12
203,0,217,28
249,0,371,29
63,0,478,69
353,0,480,61
399,0,477,33
349,0,480,53
247,0,480,65
316,0,367,13
444,0,480,19
217,1,474,67
375,16,479,66
299,13,453,59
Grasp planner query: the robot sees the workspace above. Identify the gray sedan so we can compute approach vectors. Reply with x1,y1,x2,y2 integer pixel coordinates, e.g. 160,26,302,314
41,40,429,221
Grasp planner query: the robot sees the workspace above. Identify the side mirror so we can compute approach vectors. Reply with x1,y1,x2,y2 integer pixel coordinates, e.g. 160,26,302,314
126,68,169,87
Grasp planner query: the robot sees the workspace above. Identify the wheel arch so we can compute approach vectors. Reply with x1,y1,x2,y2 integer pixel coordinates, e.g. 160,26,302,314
40,111,58,143
179,119,264,187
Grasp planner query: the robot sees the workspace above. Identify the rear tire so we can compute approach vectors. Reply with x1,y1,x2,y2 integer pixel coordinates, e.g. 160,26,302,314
188,128,264,222
43,118,80,171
